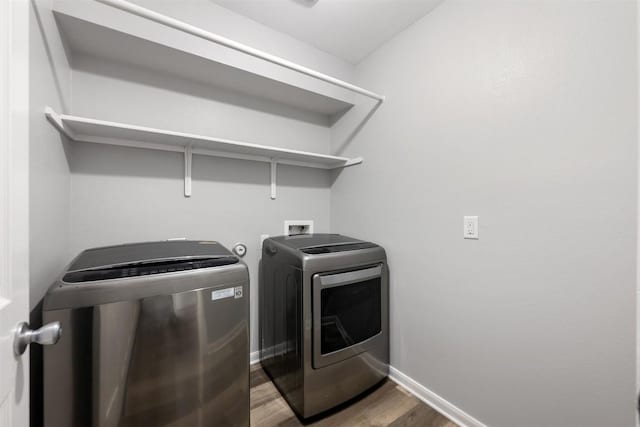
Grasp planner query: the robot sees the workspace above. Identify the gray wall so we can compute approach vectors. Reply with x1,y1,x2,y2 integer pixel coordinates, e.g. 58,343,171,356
29,0,72,309
29,3,73,423
66,2,353,354
331,1,638,426
69,143,332,355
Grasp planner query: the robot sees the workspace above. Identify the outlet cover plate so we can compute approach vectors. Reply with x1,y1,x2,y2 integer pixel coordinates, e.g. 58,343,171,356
463,216,478,239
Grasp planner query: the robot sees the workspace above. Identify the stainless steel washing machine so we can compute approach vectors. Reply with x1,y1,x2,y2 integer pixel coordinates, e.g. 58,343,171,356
259,234,389,418
43,240,250,427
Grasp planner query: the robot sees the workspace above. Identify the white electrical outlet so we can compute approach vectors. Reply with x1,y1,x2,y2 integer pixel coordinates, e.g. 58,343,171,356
463,216,478,239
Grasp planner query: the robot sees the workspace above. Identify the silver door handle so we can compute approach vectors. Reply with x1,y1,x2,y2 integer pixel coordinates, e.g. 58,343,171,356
319,265,382,287
13,321,62,356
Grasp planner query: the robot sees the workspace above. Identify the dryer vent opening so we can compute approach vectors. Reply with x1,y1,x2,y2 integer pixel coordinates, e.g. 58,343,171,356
284,220,314,236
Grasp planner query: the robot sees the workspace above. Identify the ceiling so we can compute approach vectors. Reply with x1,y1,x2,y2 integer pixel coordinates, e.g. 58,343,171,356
211,0,444,64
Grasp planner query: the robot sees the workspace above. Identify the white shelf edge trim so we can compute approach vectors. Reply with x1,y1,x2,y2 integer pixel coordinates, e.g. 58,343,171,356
95,0,385,103
45,107,362,198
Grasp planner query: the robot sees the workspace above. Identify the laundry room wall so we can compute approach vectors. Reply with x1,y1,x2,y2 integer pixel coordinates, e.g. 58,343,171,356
331,1,638,426
29,0,72,310
29,1,73,425
66,0,355,354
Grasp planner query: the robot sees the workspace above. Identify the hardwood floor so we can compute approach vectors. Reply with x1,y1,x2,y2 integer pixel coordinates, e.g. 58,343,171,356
250,365,458,427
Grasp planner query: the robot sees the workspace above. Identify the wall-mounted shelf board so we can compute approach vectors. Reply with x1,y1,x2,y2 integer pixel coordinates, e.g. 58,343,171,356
45,108,362,198
52,1,363,118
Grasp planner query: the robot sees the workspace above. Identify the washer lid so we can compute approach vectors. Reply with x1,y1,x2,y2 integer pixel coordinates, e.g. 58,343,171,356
63,240,238,283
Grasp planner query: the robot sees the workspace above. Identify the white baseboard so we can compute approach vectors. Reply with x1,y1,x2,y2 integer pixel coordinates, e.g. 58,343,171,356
389,366,486,427
248,353,484,427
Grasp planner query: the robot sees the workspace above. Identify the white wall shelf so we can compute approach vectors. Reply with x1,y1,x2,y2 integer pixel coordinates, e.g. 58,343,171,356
45,108,362,198
52,0,382,118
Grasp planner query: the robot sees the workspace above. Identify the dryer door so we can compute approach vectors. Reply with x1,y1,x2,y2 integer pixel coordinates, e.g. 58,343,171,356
312,265,383,369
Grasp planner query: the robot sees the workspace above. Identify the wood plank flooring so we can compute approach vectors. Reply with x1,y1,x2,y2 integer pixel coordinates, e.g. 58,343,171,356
250,365,458,427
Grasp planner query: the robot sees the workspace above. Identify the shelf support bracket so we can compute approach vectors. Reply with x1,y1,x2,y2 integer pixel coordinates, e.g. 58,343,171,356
270,160,277,200
45,106,77,140
184,146,192,197
343,157,363,167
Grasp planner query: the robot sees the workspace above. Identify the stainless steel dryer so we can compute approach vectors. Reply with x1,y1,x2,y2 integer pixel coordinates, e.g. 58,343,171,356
43,240,250,427
259,234,389,419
